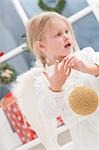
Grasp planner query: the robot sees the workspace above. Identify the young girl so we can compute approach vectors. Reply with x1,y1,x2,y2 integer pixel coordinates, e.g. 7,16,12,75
13,12,99,150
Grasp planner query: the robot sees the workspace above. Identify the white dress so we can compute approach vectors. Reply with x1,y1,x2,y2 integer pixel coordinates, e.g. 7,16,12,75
13,47,99,150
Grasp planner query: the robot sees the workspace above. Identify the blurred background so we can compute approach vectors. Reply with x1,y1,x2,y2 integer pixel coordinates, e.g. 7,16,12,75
0,0,99,99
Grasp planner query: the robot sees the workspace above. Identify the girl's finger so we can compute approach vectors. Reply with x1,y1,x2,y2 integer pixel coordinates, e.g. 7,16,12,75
67,57,76,67
65,55,75,66
43,71,49,81
54,60,59,72
64,60,68,73
60,58,66,71
65,68,71,79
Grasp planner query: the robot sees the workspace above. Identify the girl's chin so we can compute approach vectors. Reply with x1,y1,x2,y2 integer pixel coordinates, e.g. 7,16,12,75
57,57,65,62
66,47,73,53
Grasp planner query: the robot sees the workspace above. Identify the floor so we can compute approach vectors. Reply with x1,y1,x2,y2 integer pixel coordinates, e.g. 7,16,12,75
28,129,72,150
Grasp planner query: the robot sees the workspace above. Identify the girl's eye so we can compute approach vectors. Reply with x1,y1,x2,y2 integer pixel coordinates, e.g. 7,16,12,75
65,30,69,34
56,32,62,36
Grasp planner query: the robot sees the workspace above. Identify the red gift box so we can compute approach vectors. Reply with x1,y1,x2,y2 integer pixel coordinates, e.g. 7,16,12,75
1,93,37,144
1,93,64,144
57,116,64,127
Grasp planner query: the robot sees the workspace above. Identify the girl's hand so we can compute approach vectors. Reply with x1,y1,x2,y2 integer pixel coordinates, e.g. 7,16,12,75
65,54,88,73
43,59,71,92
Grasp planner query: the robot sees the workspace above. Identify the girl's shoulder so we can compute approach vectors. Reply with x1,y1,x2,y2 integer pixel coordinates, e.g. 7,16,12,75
12,67,44,108
81,47,95,54
75,47,95,58
74,47,96,63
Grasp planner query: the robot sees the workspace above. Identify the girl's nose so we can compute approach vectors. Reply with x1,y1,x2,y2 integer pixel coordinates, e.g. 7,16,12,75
63,34,68,41
64,35,68,41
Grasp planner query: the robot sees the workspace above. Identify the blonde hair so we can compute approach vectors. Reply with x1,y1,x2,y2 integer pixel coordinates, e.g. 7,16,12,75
26,11,79,66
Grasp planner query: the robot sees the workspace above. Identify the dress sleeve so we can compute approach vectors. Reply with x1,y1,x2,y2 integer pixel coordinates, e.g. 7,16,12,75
12,67,63,150
35,78,65,119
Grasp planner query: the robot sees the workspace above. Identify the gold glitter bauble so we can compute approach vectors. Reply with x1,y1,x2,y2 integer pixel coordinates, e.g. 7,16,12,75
69,86,98,116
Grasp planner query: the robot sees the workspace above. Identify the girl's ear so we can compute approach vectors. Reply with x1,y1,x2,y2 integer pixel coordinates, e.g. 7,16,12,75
34,41,46,53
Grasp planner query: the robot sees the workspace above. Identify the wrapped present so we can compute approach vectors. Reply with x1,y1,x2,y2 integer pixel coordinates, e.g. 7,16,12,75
1,93,37,144
1,93,64,144
57,116,64,127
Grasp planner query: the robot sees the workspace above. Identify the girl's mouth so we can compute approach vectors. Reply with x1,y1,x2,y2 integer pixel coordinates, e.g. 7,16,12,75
65,42,71,48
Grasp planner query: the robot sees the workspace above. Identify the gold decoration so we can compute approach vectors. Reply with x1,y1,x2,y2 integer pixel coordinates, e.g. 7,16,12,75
69,86,98,116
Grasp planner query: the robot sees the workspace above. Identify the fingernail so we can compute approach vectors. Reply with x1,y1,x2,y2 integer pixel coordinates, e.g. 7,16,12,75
56,60,59,63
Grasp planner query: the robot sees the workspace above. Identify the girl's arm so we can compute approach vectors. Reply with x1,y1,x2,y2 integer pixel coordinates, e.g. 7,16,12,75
84,50,99,76
85,63,99,77
64,48,99,77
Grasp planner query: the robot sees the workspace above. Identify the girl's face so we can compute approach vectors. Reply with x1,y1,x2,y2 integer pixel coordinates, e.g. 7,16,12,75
41,18,73,64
